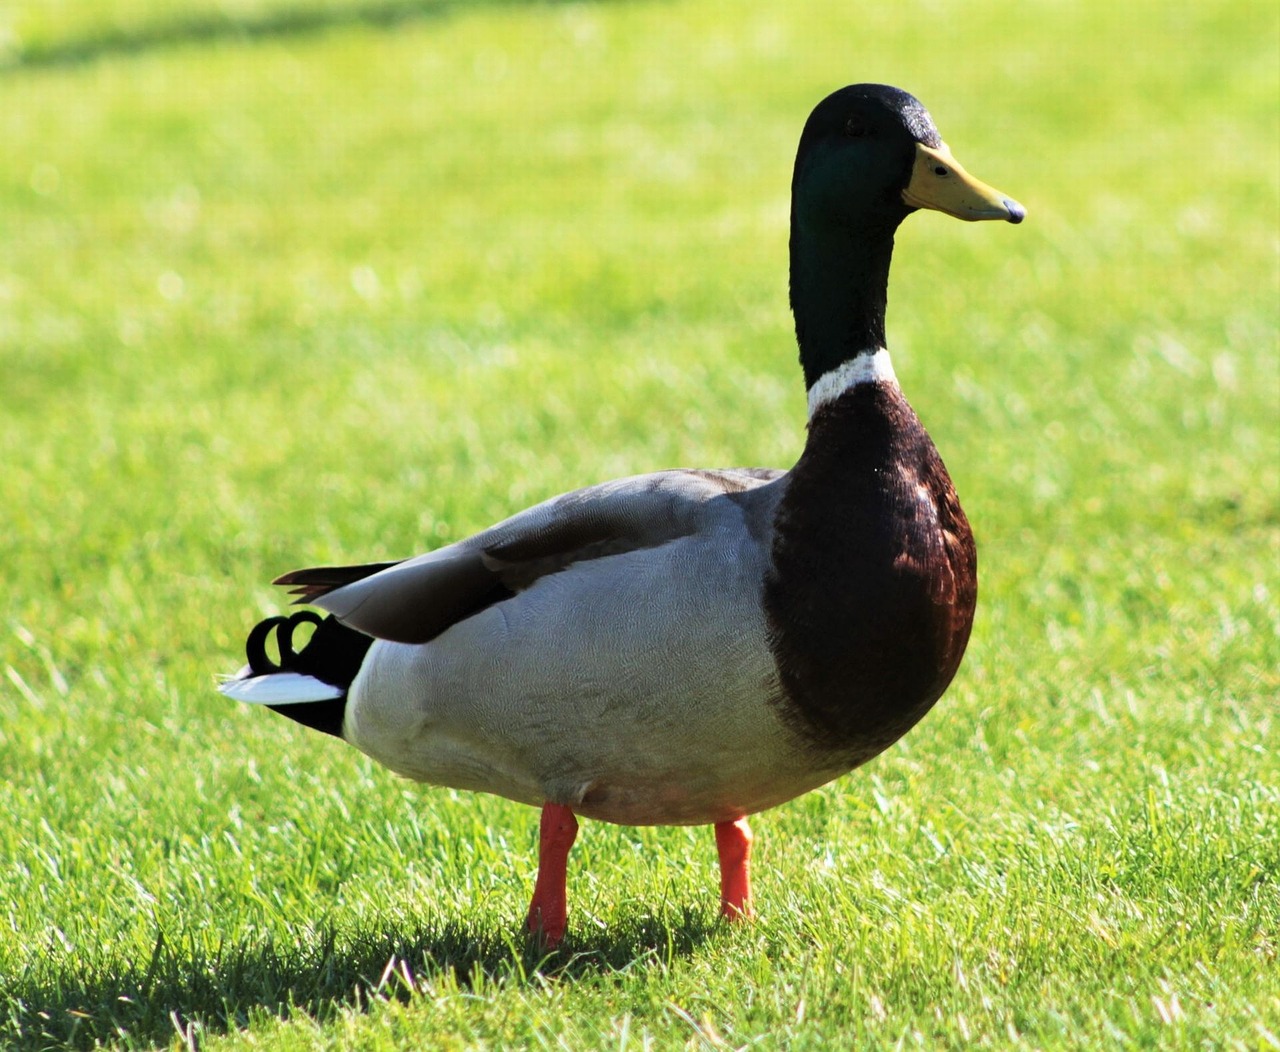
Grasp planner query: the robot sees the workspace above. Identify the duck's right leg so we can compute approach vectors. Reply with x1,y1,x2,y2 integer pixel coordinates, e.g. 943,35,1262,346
525,802,579,946
714,816,753,920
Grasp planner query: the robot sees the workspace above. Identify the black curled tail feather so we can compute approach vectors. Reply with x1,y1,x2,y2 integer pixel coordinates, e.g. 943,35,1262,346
246,610,373,687
245,611,375,739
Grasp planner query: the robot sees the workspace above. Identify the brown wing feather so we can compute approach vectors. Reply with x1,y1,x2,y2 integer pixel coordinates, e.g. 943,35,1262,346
273,562,401,602
297,469,782,645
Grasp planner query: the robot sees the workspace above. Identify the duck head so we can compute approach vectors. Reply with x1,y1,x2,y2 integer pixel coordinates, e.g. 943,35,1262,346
789,84,1024,388
792,83,1025,233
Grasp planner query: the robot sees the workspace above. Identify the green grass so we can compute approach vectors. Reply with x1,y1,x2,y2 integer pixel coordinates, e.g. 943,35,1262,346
2,0,1277,1047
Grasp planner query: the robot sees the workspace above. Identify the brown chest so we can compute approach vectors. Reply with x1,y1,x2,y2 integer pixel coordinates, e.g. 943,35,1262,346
763,383,977,761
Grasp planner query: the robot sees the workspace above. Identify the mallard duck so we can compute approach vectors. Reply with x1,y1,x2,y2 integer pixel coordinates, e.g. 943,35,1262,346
220,83,1024,945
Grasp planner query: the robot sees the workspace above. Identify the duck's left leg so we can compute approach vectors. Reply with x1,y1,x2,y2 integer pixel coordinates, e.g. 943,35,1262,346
526,802,579,946
714,816,753,919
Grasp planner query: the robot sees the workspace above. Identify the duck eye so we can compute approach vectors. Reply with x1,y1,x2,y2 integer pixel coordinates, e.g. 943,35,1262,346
844,119,869,138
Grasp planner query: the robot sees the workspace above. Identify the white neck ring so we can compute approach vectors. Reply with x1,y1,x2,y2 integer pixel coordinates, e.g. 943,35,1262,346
806,348,898,417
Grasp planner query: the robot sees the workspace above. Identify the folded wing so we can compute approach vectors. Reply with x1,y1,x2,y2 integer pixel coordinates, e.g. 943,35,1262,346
276,468,784,645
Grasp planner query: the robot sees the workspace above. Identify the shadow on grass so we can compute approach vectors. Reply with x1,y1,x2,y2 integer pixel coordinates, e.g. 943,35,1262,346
1,909,717,1049
3,0,618,73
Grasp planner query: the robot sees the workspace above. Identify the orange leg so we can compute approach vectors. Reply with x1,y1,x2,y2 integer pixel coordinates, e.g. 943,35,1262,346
714,816,753,920
526,802,578,946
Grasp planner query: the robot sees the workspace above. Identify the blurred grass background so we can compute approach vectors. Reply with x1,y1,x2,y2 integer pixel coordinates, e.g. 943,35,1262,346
1,0,1277,1048
4,0,461,65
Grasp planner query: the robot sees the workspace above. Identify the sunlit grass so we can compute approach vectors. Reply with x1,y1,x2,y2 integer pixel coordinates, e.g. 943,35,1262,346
1,0,1276,1047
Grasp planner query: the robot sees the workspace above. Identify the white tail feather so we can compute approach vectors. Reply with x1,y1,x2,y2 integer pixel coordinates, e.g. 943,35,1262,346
218,672,344,705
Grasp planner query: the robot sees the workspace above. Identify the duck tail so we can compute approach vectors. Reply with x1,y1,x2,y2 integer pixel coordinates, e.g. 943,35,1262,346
218,611,374,738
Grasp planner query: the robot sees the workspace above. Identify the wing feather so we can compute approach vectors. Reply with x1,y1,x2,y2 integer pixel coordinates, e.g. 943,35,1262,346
290,469,783,645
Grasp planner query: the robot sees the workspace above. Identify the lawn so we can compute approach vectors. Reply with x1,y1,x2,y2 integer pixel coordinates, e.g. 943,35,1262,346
1,0,1277,1048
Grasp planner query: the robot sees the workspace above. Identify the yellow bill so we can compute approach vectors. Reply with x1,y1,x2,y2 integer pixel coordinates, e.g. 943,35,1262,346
902,142,1025,223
